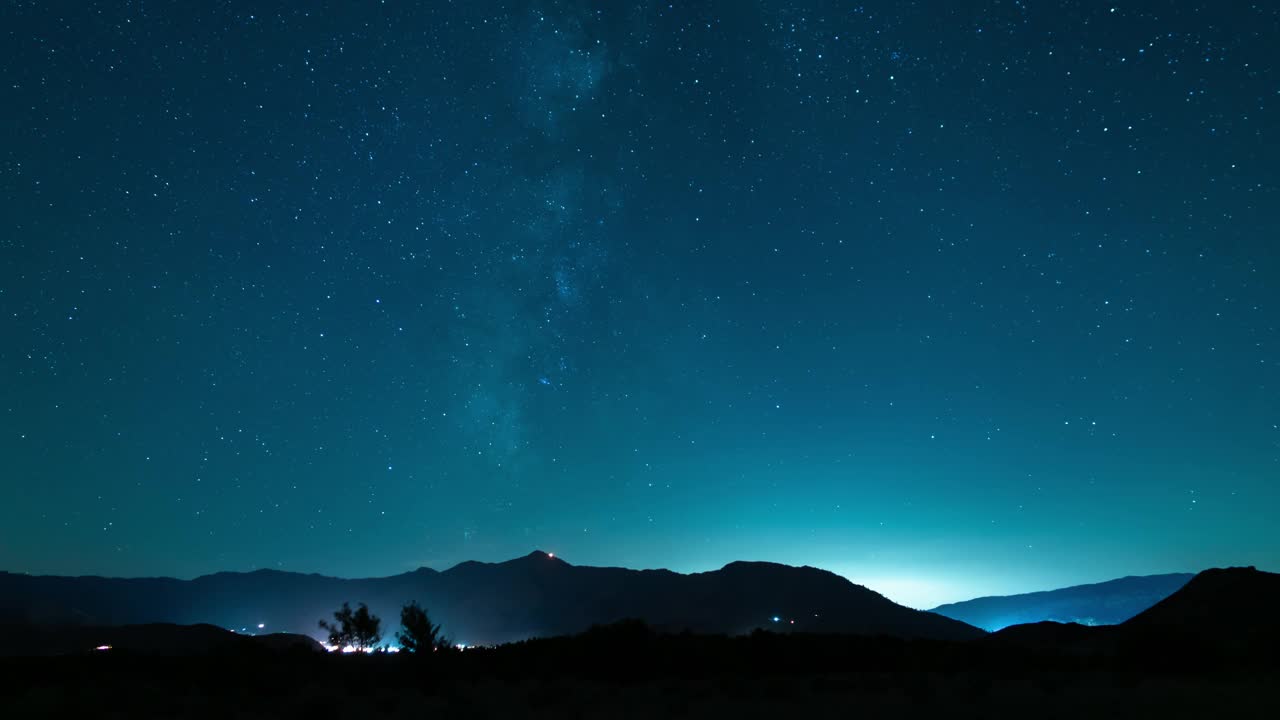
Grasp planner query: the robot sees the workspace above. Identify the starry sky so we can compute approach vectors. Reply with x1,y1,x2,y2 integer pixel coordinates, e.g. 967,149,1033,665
2,1,1277,609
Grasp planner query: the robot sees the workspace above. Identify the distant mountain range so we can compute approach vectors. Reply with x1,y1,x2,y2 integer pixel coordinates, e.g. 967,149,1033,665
930,573,1194,631
0,551,981,648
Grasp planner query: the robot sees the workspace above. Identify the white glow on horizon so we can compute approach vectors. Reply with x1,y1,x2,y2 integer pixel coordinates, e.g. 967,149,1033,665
839,573,962,609
94,644,112,651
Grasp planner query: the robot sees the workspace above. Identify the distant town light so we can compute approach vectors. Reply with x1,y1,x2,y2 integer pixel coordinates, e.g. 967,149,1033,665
321,644,399,654
94,644,112,651
257,623,265,629
548,553,555,558
772,616,780,623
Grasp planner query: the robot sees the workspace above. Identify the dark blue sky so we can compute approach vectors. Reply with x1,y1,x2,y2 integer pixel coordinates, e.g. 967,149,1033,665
2,1,1276,607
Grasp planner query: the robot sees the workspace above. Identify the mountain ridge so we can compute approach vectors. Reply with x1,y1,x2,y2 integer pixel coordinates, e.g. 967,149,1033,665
0,552,981,646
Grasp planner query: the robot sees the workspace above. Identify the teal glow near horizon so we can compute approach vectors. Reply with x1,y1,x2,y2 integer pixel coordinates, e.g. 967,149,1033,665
1,1,1277,610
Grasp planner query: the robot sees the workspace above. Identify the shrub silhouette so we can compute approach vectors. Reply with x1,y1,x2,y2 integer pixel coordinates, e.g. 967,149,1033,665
319,601,382,652
397,601,448,653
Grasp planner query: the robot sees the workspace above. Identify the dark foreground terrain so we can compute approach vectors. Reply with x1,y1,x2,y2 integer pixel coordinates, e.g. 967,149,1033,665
5,622,1279,720
7,567,1278,718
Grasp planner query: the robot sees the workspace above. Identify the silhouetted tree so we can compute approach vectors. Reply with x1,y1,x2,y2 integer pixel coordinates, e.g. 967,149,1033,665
319,601,382,652
397,601,448,653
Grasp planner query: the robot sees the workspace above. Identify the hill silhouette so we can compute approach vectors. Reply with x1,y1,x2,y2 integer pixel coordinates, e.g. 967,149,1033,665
1123,566,1280,632
0,551,981,646
931,573,1193,630
1118,566,1280,662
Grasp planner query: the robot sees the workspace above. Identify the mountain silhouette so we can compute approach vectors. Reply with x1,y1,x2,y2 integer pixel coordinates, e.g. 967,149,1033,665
0,551,982,647
931,573,1193,631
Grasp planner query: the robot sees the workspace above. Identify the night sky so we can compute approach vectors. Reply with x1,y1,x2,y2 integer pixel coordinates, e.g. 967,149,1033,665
2,1,1277,609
